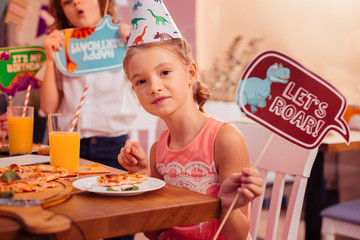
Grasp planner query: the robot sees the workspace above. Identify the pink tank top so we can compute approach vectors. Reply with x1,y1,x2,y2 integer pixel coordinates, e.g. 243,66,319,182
156,117,226,240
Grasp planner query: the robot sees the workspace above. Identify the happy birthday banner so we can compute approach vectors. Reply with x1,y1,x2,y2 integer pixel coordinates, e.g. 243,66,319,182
54,15,126,76
0,46,45,96
236,50,350,149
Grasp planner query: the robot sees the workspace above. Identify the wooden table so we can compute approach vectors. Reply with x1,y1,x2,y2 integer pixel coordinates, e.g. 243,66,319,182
0,159,220,239
305,130,360,240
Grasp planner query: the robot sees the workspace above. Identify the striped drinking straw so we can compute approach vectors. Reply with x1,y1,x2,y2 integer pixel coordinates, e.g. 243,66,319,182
22,84,32,117
69,86,89,132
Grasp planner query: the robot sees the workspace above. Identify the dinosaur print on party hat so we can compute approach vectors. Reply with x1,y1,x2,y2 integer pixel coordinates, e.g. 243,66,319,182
128,0,182,46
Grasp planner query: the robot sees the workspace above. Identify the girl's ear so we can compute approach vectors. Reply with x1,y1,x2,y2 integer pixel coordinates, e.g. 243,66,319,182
188,62,198,86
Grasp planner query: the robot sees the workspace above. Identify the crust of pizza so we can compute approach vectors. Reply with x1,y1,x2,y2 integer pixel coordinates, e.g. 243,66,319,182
96,173,148,187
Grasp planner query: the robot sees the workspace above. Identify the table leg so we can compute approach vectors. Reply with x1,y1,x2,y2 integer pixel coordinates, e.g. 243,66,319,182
305,151,325,240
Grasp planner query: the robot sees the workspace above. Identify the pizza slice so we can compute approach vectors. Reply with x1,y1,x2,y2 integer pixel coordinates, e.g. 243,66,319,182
96,173,148,187
0,164,69,193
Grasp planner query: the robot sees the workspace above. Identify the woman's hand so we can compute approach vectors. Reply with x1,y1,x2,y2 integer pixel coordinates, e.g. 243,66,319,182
118,139,149,173
219,168,264,210
44,29,64,62
0,113,8,141
118,23,130,43
0,112,8,131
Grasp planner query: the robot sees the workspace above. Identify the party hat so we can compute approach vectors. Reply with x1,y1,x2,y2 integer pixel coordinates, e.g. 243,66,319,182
128,0,182,46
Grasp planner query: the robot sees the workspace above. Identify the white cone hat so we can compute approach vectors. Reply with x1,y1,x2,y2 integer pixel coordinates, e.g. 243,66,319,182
127,0,182,46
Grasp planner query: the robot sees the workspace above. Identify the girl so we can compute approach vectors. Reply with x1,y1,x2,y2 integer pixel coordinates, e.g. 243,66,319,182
40,0,139,170
118,38,264,240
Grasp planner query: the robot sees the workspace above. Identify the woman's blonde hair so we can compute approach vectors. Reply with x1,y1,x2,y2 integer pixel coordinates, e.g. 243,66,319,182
123,38,210,112
48,0,118,30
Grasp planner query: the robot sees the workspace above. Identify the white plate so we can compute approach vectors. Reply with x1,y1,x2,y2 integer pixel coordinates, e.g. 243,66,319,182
0,154,50,167
72,176,166,196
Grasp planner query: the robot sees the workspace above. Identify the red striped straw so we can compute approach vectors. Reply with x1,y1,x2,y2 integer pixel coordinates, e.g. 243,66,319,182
69,86,88,132
21,84,32,117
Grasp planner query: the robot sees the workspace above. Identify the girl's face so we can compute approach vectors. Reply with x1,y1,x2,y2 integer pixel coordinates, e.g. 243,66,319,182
127,47,197,118
61,0,102,28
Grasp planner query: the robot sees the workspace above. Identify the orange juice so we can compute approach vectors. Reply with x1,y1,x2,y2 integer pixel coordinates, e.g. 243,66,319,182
49,131,80,173
8,116,33,154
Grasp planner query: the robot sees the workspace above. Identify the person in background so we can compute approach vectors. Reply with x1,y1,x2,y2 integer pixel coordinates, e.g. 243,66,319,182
39,0,139,174
118,37,264,240
40,1,136,238
0,112,8,141
0,94,8,142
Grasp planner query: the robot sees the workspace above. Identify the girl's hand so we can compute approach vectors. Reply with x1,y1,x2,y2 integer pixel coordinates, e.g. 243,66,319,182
44,30,64,62
119,23,130,43
118,139,149,173
219,168,264,210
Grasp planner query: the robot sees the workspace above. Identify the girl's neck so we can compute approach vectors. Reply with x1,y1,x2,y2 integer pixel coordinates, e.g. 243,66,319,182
164,109,209,150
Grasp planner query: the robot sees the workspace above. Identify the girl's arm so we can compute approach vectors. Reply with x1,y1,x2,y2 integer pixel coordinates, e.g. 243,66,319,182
215,124,263,240
149,142,162,179
40,30,64,114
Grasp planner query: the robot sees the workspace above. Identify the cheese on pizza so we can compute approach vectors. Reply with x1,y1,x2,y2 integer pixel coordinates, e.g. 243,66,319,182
96,173,148,187
0,164,68,193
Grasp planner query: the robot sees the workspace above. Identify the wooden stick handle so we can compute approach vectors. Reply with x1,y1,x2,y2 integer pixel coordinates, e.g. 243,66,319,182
213,192,240,240
252,133,274,169
213,133,274,239
104,0,109,16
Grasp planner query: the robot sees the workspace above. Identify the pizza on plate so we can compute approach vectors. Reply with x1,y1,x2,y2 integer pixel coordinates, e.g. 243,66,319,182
0,142,43,152
96,173,148,187
0,164,69,193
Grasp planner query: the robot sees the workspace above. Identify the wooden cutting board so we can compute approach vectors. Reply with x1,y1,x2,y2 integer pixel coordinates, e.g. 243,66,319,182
0,179,73,234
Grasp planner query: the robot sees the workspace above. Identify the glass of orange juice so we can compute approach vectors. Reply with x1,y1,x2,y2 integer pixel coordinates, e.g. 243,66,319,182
7,106,34,156
48,113,80,175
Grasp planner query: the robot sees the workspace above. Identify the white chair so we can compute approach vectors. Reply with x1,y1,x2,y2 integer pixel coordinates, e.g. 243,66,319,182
128,107,162,155
234,121,318,240
321,199,360,240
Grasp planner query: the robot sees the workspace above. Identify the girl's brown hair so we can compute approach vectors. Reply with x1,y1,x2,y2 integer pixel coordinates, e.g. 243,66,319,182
123,38,210,112
48,0,118,30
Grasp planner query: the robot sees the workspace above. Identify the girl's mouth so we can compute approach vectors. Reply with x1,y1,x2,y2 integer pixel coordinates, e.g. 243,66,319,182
152,96,169,104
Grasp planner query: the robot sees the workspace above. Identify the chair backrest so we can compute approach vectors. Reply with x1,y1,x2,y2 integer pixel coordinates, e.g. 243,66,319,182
234,121,318,240
128,108,162,155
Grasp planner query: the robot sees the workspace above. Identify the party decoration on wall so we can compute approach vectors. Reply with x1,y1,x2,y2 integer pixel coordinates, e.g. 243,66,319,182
54,15,126,76
202,34,263,102
236,50,350,149
4,0,29,31
128,0,182,46
0,46,45,96
36,4,53,38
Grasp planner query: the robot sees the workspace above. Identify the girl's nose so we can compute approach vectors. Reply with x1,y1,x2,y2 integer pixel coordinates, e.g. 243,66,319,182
74,0,81,5
149,77,163,94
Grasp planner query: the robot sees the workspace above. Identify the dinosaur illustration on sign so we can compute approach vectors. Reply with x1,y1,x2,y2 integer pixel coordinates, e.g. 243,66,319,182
237,63,290,113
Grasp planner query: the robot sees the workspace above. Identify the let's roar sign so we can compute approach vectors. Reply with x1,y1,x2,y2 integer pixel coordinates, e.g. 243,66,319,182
236,50,349,149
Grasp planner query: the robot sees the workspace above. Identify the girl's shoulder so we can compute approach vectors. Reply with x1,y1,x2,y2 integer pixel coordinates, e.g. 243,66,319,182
216,122,247,149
